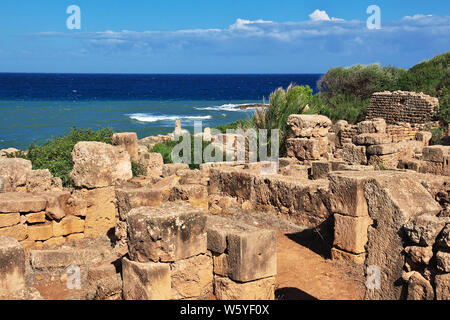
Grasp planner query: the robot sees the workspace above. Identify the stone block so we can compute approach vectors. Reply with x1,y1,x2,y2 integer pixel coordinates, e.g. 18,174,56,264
415,132,432,146
127,202,207,263
112,132,139,162
355,133,391,146
116,187,164,221
287,114,331,138
52,216,85,237
367,144,399,155
0,213,20,228
403,215,449,246
329,172,369,217
26,169,63,193
0,158,32,189
422,146,450,163
28,223,53,241
0,192,47,213
24,211,46,224
331,247,365,264
333,214,372,254
162,163,189,177
170,253,213,299
139,152,163,177
0,224,27,241
286,138,323,161
0,236,25,295
35,191,70,221
122,257,171,300
71,141,132,188
214,275,275,300
279,164,309,179
341,143,367,165
311,161,332,180
169,184,208,211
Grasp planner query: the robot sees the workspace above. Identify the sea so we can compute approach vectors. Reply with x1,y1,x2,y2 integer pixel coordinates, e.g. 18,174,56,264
0,74,322,150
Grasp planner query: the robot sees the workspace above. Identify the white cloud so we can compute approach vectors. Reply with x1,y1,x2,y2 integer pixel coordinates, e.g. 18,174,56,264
309,9,344,22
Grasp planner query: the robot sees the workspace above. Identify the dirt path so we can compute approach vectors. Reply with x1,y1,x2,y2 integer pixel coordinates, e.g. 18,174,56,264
275,232,365,300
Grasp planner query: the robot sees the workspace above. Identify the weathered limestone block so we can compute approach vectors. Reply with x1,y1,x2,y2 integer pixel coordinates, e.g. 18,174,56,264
170,253,213,299
35,191,70,221
28,223,53,241
287,114,332,138
0,192,47,213
30,248,106,269
340,143,367,165
87,262,123,300
116,187,164,221
24,212,46,224
71,141,132,188
355,133,391,146
0,236,25,296
139,152,163,177
150,175,180,200
363,172,441,300
415,132,432,146
286,138,322,161
367,144,399,155
357,118,386,134
404,246,434,265
403,215,449,246
0,213,20,228
206,215,276,282
214,276,275,300
26,169,63,193
331,247,366,264
169,184,208,211
127,202,207,263
209,168,254,200
368,154,400,169
406,272,434,300
112,132,139,162
311,161,332,180
252,175,330,227
178,169,207,186
436,251,450,272
279,164,309,179
162,163,189,177
435,273,450,300
0,158,32,190
122,257,171,300
72,187,118,238
422,146,450,163
0,224,27,241
329,172,369,217
52,216,85,237
333,214,372,254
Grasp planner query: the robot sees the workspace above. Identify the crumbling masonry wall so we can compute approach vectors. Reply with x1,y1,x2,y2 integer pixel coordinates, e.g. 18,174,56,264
366,91,439,124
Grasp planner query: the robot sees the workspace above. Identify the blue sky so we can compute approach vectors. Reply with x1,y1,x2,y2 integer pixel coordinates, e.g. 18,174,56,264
0,0,449,73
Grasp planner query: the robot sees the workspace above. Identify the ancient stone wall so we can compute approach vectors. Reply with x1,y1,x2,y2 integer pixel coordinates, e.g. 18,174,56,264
366,91,439,124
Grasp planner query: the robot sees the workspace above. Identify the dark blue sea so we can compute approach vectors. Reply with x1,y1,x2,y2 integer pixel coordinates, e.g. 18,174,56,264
0,74,322,149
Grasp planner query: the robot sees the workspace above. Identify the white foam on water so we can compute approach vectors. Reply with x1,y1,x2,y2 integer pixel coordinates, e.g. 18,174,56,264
129,113,212,123
194,103,255,112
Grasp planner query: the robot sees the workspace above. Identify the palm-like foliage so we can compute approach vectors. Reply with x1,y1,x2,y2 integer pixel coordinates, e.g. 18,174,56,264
252,84,313,156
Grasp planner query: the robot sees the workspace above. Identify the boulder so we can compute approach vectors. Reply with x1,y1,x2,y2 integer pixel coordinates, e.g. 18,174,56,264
70,141,132,188
436,251,450,272
437,224,450,249
404,246,434,265
112,132,139,162
127,202,207,263
435,273,450,300
35,191,70,221
406,272,434,300
286,138,322,161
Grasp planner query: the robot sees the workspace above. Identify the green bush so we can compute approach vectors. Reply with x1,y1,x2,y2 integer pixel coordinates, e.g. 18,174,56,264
150,135,219,170
19,127,115,187
430,127,446,145
215,120,252,134
131,161,146,177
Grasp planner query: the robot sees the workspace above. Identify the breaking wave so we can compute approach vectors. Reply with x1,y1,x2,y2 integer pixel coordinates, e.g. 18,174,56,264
129,113,212,123
194,103,254,112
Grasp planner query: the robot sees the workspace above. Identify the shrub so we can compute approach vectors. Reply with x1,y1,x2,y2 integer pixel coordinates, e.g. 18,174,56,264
19,127,115,187
150,135,219,170
430,127,446,145
215,120,252,133
131,161,146,177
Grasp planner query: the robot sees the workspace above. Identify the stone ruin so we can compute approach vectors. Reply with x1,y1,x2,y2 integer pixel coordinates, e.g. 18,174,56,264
0,90,449,300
